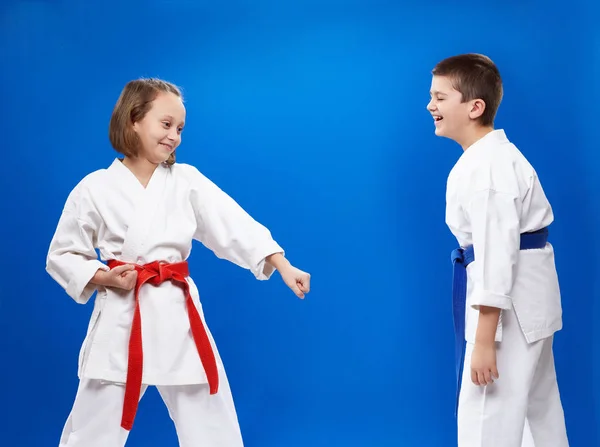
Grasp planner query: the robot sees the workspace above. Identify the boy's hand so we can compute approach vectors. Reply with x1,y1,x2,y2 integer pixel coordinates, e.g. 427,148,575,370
471,341,499,386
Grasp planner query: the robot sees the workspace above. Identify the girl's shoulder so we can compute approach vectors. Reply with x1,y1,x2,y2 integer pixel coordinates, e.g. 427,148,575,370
169,162,211,185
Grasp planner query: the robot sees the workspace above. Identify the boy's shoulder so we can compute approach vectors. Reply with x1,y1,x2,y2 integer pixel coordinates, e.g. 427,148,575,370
464,129,531,169
454,130,537,194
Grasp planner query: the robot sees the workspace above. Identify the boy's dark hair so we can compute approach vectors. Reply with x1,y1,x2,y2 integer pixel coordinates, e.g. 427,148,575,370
432,53,503,126
109,78,183,166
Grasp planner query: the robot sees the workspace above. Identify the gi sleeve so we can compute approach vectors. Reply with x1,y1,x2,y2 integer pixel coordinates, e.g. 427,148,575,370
466,188,521,310
46,184,109,304
189,167,284,280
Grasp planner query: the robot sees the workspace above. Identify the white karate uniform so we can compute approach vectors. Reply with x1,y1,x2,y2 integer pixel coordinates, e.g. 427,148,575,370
445,130,569,447
46,158,284,446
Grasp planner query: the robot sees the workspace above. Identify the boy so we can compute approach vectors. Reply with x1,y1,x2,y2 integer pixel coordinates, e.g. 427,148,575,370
427,53,569,446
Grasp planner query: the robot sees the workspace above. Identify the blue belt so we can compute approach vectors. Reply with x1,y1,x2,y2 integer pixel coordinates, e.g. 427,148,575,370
450,227,549,416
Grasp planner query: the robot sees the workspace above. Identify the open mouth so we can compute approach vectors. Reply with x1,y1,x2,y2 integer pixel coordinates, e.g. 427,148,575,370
433,116,443,122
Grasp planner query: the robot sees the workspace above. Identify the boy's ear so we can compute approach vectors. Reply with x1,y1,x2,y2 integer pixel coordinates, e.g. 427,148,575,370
469,99,486,120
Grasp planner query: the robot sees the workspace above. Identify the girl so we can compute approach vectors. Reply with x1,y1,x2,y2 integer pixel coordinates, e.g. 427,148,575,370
46,78,311,447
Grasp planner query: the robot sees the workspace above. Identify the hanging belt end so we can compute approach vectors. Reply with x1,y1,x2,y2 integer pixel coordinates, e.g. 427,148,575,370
209,380,219,395
121,418,134,431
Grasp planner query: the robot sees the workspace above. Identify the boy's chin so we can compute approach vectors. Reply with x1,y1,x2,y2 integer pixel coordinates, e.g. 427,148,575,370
434,126,448,138
434,127,459,143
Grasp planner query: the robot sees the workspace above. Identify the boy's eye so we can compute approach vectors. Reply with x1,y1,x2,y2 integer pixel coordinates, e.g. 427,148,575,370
163,121,171,127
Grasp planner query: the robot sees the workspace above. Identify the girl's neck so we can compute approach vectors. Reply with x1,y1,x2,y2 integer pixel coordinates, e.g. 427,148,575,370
122,156,159,188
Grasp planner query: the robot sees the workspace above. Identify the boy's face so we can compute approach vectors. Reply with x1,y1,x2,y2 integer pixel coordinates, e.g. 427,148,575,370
427,75,482,143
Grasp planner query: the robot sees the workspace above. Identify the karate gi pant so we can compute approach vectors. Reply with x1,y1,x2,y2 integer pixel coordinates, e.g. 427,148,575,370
457,305,569,447
58,370,244,447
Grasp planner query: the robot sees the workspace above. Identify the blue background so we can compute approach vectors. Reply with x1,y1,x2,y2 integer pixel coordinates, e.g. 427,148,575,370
0,1,597,446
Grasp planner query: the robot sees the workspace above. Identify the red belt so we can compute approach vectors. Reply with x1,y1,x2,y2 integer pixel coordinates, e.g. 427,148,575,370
107,260,219,431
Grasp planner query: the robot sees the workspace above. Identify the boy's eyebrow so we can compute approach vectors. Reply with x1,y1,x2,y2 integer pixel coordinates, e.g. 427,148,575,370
430,90,447,95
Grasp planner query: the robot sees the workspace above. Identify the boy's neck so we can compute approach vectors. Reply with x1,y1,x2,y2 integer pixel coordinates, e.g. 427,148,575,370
457,125,495,151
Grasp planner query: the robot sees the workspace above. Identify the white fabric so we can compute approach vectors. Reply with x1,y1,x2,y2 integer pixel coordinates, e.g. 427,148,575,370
59,373,243,446
457,305,569,447
446,129,562,344
446,129,569,446
46,159,284,385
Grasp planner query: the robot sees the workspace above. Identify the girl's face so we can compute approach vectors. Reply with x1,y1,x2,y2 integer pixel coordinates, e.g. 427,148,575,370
132,92,186,164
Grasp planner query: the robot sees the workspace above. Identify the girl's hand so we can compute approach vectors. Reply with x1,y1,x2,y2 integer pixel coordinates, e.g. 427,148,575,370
279,265,311,299
93,264,138,290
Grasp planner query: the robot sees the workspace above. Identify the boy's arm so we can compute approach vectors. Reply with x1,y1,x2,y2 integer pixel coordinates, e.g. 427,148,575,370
467,187,522,385
467,187,521,312
476,306,501,344
471,305,501,386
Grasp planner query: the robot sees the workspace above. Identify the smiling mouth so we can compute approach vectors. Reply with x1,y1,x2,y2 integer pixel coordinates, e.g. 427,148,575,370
160,143,173,150
433,116,443,122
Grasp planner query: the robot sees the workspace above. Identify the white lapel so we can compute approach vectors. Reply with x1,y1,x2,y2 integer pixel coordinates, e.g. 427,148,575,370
108,159,170,262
